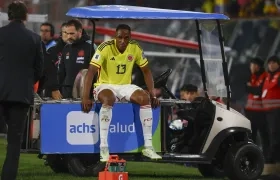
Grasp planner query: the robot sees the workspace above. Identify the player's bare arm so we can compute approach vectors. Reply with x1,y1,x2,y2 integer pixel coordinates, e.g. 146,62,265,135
81,64,98,113
140,65,154,96
140,65,160,108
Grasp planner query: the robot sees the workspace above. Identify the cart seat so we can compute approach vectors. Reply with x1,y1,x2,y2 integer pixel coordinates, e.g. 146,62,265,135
186,97,216,152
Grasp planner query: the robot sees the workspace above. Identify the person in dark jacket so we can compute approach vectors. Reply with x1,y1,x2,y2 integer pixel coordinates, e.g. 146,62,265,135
37,22,57,97
48,22,68,68
0,1,43,180
37,39,60,98
40,22,57,51
262,56,280,163
245,57,269,161
58,19,96,98
40,22,68,100
37,49,61,99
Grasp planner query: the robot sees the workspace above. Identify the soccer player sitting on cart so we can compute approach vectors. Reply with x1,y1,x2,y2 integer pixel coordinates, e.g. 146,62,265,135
82,24,162,162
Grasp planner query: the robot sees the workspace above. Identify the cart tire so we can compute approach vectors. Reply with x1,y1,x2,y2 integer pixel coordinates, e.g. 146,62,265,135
46,154,68,173
67,154,106,177
224,143,264,180
197,163,225,178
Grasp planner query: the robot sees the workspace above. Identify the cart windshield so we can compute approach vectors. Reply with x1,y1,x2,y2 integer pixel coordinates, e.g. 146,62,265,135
200,22,227,97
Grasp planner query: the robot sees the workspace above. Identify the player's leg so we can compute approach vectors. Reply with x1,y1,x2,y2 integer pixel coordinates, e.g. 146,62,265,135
120,85,161,160
95,85,116,162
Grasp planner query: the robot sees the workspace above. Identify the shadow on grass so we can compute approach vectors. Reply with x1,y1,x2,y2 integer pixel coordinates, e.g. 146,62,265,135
129,173,220,179
18,172,220,179
260,175,280,180
17,172,280,180
130,174,280,180
18,172,70,177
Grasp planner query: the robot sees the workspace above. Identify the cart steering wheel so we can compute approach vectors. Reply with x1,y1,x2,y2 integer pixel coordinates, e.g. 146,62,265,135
154,68,173,88
141,68,172,90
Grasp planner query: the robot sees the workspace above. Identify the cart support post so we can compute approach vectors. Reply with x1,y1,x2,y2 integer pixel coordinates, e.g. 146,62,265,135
216,20,231,110
90,19,96,58
195,20,208,99
89,19,98,85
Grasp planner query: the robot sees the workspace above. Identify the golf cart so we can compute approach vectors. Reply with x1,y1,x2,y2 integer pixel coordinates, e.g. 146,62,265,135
28,5,264,180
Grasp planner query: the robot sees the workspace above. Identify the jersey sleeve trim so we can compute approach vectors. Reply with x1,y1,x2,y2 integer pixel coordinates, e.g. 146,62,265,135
129,40,142,50
138,60,148,67
98,40,114,52
90,61,101,68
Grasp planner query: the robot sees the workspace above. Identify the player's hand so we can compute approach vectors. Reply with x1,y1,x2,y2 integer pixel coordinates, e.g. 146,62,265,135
150,96,160,109
81,98,93,113
52,90,62,100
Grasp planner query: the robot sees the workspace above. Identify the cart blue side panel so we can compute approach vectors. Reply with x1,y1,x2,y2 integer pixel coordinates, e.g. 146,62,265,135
40,103,161,154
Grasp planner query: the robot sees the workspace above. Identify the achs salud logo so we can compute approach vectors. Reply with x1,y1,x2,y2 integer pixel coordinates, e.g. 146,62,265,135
66,111,99,145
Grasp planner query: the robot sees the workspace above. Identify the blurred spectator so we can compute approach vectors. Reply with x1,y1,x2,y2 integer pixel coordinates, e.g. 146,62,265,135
38,22,57,97
249,0,265,16
198,0,279,18
41,22,69,100
263,0,278,16
40,22,56,51
237,0,251,17
214,0,229,13
244,57,268,158
238,0,251,7
262,55,280,163
227,0,240,17
202,0,214,13
49,22,68,68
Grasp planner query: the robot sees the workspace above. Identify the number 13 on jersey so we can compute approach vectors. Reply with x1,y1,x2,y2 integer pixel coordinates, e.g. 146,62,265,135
116,64,126,74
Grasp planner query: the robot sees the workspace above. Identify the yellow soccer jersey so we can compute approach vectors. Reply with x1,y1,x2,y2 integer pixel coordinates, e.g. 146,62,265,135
90,39,148,86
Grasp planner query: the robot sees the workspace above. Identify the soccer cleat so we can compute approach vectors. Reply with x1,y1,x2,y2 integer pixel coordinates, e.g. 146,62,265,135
100,147,110,162
142,147,162,160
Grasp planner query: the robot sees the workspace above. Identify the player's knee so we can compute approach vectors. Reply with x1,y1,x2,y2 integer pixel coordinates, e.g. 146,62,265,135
135,93,150,106
98,89,116,106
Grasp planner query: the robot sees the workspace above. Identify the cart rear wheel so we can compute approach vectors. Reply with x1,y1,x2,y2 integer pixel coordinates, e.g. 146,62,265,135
45,154,68,173
67,154,106,177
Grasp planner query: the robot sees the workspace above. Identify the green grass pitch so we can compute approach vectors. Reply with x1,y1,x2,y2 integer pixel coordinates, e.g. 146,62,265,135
0,138,224,180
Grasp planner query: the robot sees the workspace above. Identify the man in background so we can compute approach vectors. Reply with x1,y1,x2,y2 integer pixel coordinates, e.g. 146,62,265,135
48,22,68,68
180,84,199,102
43,22,68,100
37,22,58,98
58,19,96,98
168,84,199,122
245,57,267,156
0,1,43,179
262,55,280,163
40,22,56,51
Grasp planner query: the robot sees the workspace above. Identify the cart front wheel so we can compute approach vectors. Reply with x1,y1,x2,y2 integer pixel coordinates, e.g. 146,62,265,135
67,154,105,177
224,143,264,180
